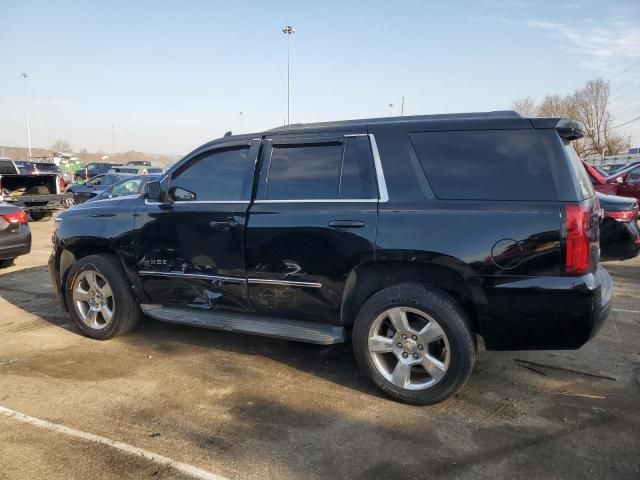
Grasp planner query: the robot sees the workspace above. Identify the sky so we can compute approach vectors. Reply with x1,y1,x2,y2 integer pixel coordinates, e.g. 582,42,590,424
1,0,639,156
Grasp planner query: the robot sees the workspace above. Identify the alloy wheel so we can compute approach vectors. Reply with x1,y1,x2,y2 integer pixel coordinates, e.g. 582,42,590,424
367,307,450,390
72,269,115,330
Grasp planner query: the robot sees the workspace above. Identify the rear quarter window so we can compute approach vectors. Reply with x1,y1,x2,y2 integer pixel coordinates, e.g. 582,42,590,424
410,130,557,201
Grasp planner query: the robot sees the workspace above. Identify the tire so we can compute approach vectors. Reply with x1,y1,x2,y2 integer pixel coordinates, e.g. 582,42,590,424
26,185,50,195
65,254,141,340
29,211,53,222
352,282,475,405
0,258,15,268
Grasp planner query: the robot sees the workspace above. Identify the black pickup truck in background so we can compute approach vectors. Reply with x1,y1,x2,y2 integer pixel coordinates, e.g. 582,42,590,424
0,158,73,221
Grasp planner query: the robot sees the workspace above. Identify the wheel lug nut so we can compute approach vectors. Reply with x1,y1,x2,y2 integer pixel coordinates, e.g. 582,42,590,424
401,334,407,340
418,344,423,350
411,335,417,340
402,352,408,358
396,343,402,348
413,353,419,359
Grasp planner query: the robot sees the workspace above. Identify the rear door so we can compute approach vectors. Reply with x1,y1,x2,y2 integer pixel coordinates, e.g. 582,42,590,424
245,133,382,324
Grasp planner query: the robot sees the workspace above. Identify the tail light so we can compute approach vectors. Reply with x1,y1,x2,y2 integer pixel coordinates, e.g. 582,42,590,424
58,175,66,192
604,207,639,223
2,210,29,225
565,203,591,275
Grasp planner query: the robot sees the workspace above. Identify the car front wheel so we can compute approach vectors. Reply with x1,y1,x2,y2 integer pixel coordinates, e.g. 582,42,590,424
353,282,476,405
65,254,141,340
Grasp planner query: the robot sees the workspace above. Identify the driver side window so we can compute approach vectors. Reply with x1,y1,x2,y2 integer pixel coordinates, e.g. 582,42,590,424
169,146,252,202
88,176,103,186
628,168,640,182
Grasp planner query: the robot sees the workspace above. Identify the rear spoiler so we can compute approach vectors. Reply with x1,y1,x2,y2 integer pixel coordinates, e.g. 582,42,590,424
529,117,586,141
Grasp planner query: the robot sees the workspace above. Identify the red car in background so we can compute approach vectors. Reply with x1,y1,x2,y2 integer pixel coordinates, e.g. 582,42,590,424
582,160,640,201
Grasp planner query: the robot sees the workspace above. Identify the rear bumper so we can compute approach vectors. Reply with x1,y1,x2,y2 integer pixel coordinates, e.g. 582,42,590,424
479,265,613,350
0,225,31,260
2,193,72,212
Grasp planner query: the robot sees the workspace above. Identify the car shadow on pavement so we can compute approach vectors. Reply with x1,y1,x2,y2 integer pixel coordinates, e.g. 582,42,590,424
2,265,640,479
0,265,77,333
0,265,379,396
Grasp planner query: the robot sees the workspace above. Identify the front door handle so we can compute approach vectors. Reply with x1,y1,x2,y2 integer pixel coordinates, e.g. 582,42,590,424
209,220,239,231
328,220,365,230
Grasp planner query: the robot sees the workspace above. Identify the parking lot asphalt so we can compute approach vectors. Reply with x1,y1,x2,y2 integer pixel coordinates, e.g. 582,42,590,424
1,220,639,480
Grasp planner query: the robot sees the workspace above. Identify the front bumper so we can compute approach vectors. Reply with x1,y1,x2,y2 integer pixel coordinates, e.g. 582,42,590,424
479,265,613,350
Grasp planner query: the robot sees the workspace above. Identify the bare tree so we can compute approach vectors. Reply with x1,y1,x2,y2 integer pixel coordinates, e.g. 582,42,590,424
511,96,537,117
572,79,625,156
511,79,626,156
537,94,576,118
51,140,72,153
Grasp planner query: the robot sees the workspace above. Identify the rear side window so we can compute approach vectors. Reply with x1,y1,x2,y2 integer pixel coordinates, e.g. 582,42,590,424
410,130,557,201
0,160,16,174
265,136,377,200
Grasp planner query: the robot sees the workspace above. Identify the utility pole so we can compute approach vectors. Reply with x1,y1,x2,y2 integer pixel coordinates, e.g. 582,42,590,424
400,97,405,116
282,25,296,125
20,73,32,158
239,112,244,134
111,123,115,155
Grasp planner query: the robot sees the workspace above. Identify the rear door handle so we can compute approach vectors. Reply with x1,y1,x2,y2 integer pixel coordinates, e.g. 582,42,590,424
209,220,238,231
328,220,365,230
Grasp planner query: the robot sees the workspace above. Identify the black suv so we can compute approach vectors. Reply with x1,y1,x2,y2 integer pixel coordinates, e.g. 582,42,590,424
49,111,612,404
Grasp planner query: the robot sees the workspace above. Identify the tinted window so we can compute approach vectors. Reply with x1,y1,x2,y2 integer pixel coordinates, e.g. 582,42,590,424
170,146,251,201
410,130,557,201
0,160,16,174
267,141,343,200
340,136,377,199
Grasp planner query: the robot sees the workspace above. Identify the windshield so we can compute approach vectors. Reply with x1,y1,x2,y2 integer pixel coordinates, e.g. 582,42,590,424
14,161,34,175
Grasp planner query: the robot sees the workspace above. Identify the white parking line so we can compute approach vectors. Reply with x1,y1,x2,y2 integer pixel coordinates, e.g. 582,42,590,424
0,405,228,480
612,308,640,314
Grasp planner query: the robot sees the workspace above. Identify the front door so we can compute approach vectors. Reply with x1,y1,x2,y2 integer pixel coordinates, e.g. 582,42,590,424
135,140,259,312
245,133,381,325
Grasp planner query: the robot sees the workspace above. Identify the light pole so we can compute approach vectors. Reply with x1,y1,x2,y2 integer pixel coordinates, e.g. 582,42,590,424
282,25,295,125
388,103,395,117
20,73,32,158
239,111,244,134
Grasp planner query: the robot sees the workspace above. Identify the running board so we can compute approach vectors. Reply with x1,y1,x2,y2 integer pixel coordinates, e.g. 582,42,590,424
140,304,346,345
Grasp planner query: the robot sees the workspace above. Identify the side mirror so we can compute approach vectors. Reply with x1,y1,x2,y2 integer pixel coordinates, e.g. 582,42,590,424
144,181,163,201
616,177,624,184
168,186,196,202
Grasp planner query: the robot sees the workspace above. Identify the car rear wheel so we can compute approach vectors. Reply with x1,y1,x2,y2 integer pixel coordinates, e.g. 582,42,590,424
353,282,475,405
65,254,141,340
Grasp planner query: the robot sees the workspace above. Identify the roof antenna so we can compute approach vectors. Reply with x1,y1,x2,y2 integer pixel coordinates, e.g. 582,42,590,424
224,130,232,137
